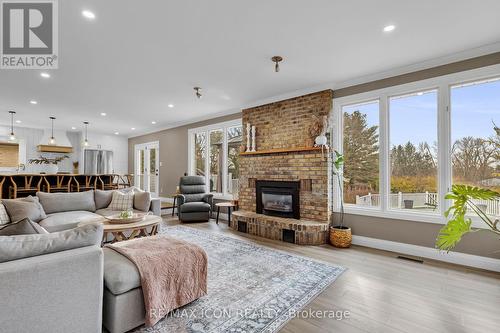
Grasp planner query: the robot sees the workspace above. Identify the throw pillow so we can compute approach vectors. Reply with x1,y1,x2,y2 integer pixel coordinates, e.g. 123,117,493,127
2,196,47,223
133,189,152,212
95,189,114,210
0,203,11,225
0,218,48,236
0,224,103,263
109,191,134,211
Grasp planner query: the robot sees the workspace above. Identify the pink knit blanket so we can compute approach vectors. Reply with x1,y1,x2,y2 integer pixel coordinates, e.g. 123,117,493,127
106,235,208,326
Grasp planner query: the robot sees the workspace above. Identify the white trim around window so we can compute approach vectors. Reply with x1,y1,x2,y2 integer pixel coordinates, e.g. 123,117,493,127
187,119,242,199
332,63,500,228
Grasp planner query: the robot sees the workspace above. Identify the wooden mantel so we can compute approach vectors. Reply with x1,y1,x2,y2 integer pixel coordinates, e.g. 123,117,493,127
239,146,323,156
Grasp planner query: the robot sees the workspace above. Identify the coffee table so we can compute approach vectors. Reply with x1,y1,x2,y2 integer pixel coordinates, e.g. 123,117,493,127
78,215,162,245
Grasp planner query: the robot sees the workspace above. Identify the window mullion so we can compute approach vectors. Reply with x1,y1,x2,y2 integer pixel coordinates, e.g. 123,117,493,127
222,127,228,197
205,130,210,193
379,95,389,212
438,83,452,215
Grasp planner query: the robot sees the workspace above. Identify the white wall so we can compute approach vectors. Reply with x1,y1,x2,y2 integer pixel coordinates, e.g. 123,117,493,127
0,125,128,174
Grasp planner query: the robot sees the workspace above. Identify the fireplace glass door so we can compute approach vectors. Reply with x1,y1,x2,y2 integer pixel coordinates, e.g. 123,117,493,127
262,192,293,214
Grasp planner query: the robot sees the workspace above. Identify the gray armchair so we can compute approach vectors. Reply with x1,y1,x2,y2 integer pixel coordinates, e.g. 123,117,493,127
177,176,213,222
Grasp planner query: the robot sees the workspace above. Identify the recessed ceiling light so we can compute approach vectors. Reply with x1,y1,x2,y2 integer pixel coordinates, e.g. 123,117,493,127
30,100,38,104
100,112,107,116
71,126,77,130
82,10,95,20
40,72,50,78
15,120,21,124
383,25,395,32
168,104,174,108
151,121,156,124
114,132,119,135
131,127,136,130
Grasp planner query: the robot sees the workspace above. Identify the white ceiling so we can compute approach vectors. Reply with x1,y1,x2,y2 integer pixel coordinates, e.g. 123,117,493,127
1,0,500,137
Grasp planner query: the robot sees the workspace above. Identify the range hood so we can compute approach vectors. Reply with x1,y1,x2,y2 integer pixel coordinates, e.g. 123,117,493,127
37,129,73,153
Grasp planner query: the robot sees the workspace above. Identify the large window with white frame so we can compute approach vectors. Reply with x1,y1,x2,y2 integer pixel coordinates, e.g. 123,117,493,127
188,119,243,198
333,65,500,225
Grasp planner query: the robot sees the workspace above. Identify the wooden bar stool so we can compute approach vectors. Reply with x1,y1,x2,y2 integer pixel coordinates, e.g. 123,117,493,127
48,175,73,193
72,175,95,192
119,174,133,188
0,176,6,199
9,175,43,198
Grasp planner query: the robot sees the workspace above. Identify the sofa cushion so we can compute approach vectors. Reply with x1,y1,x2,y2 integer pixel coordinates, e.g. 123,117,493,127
180,202,211,213
0,224,103,263
95,189,114,210
95,208,147,218
133,190,151,212
2,196,47,223
109,191,134,211
37,190,96,214
103,247,141,295
0,218,48,236
0,202,11,225
39,211,103,233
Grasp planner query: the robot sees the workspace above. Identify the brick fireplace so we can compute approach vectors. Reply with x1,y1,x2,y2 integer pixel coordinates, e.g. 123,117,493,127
232,90,333,245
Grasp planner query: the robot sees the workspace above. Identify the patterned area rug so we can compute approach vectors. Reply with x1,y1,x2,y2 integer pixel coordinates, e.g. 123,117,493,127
132,226,345,333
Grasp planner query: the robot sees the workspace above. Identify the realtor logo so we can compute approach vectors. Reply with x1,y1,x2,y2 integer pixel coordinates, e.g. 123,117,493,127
1,0,58,69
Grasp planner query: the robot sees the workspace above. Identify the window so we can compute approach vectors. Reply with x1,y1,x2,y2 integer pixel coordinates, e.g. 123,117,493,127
333,64,500,225
227,126,242,195
0,143,20,167
389,90,438,213
188,120,242,198
342,101,380,207
194,133,206,176
451,79,500,219
209,129,223,192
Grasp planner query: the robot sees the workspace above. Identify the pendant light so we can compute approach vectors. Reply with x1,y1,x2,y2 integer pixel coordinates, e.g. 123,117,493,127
8,110,16,142
194,87,202,99
83,121,89,147
271,56,283,72
49,116,56,145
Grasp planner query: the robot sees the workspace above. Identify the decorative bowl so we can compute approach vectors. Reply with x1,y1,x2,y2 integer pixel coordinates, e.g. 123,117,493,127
104,212,148,224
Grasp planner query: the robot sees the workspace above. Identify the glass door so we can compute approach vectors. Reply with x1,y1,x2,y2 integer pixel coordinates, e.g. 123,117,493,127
134,141,159,197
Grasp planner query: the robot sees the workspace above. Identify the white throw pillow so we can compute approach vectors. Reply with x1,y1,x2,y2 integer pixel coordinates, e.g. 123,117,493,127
0,203,11,225
109,191,134,211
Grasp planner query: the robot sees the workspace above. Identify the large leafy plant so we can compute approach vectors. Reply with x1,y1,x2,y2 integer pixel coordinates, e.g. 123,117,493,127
436,185,500,252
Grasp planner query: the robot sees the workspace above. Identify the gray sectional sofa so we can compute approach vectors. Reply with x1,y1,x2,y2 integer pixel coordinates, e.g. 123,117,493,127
0,189,161,333
32,189,160,232
0,224,104,333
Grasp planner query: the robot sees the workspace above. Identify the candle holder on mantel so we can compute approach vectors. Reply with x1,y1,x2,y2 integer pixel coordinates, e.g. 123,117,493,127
246,123,252,152
251,125,256,152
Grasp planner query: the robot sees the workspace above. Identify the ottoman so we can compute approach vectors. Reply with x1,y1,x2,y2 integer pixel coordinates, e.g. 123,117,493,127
102,236,208,333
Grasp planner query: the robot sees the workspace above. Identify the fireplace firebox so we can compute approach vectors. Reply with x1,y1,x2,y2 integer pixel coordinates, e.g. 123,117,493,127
256,180,300,219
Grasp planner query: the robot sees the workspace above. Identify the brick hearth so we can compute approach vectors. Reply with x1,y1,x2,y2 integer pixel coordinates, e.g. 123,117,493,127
235,90,332,245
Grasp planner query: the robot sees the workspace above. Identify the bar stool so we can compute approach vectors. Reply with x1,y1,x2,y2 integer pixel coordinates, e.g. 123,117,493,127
9,175,43,198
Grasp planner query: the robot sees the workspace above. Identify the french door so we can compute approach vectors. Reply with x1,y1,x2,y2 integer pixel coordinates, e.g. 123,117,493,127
134,141,159,197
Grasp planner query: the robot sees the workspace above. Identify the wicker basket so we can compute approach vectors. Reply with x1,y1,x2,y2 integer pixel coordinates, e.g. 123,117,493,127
330,227,352,248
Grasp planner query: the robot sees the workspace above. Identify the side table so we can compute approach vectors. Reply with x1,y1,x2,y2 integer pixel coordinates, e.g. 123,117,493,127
215,202,238,227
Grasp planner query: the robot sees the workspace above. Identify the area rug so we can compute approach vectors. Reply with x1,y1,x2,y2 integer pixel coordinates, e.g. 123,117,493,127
132,226,345,333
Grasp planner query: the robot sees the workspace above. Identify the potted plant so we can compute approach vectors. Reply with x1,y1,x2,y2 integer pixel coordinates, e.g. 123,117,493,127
330,150,352,248
436,184,500,252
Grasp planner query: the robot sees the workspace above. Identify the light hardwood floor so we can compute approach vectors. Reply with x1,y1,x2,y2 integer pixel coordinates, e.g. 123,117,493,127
162,216,500,333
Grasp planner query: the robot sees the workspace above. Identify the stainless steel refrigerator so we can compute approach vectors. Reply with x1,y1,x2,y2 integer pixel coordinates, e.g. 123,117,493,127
84,149,114,174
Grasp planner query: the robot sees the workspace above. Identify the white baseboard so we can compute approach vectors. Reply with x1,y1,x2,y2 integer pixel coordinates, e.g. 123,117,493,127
352,235,500,273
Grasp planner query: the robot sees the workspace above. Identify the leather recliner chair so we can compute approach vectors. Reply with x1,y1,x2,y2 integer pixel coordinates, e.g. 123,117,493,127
177,176,213,222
